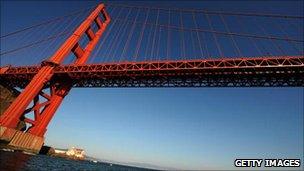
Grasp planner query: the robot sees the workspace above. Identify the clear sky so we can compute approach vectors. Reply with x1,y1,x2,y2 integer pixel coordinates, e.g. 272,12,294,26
1,1,303,170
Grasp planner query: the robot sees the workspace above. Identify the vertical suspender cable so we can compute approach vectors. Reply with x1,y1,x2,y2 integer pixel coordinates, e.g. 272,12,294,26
192,12,204,58
157,25,162,61
133,9,150,61
235,16,264,57
120,8,140,62
103,7,127,62
144,24,153,61
150,9,160,60
166,9,171,60
254,17,286,56
206,13,224,58
90,7,122,63
179,11,186,59
219,14,242,57
109,7,132,62
271,19,302,54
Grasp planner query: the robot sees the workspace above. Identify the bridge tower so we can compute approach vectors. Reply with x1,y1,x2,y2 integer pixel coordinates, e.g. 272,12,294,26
0,3,110,153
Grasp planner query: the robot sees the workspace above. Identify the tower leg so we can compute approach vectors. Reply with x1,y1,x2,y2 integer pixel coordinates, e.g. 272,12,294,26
0,82,71,154
0,66,54,147
0,3,110,153
28,82,72,137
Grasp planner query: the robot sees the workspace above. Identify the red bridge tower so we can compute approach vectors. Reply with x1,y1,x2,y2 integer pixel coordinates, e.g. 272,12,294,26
0,3,110,153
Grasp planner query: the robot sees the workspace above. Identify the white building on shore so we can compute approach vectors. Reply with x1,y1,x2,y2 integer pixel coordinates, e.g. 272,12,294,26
66,147,85,159
54,147,85,159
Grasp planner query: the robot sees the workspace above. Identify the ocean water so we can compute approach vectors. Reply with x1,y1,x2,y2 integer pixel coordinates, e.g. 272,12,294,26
0,150,155,171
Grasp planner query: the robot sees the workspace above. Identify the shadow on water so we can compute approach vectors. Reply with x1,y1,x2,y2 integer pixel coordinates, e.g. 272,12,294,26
0,150,31,171
0,150,157,171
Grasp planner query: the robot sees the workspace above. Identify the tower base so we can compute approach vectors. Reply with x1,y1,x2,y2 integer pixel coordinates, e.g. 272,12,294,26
0,126,17,142
0,125,44,154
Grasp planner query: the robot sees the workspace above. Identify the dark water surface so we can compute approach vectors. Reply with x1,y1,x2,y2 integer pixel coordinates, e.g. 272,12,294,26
0,151,156,171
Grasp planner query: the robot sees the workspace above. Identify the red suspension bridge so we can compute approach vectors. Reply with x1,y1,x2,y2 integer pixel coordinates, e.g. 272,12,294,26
0,3,303,154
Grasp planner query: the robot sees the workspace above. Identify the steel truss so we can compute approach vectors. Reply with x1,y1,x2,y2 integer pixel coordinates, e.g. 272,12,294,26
1,56,303,88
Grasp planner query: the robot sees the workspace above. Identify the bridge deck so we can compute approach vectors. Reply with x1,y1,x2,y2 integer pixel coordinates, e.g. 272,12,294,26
1,56,304,87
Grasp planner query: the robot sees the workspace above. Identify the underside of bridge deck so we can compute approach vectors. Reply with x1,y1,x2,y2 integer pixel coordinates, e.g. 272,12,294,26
1,56,303,88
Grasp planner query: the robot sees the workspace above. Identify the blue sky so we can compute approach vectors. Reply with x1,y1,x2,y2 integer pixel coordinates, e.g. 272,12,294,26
1,1,303,170
45,88,304,169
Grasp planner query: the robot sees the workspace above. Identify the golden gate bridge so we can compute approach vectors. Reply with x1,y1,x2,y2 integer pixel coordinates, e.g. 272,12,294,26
0,3,303,154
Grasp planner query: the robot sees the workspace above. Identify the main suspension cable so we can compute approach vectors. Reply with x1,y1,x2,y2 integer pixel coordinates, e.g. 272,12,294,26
105,3,304,19
0,6,94,39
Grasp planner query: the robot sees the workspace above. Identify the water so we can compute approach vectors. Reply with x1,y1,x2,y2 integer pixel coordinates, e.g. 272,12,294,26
0,151,156,171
